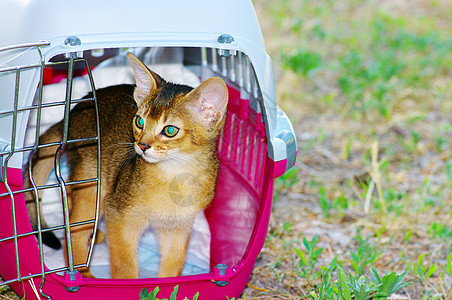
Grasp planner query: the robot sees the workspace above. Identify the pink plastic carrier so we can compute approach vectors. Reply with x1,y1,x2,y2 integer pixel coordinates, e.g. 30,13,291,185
0,1,296,299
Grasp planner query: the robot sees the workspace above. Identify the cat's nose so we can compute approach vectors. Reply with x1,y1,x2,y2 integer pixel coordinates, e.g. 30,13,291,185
138,142,151,152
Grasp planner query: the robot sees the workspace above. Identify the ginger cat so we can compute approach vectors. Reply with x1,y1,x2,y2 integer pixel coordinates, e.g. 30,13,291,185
24,53,228,278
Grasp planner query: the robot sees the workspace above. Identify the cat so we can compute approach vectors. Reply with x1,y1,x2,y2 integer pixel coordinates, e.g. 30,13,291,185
24,53,228,278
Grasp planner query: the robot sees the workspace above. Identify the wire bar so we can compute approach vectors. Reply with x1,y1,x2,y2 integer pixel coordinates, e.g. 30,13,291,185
0,97,95,116
56,57,76,272
82,58,100,270
4,67,22,282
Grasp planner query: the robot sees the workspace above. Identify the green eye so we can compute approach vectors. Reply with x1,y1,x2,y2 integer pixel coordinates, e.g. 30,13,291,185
135,115,145,129
162,125,179,137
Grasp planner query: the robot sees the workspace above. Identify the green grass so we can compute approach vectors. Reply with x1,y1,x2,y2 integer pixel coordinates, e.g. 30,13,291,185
282,48,322,77
287,235,411,299
139,286,201,300
248,0,452,298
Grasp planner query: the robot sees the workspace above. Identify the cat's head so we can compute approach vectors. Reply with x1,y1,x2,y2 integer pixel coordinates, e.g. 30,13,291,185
127,53,228,164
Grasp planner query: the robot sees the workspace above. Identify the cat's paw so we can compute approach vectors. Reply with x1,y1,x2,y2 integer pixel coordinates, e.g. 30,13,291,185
79,268,96,278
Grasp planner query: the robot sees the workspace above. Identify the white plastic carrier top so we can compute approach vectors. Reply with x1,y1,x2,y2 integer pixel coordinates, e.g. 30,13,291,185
0,0,296,170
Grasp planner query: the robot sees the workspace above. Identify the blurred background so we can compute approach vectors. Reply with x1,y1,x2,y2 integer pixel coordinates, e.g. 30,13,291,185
246,0,452,298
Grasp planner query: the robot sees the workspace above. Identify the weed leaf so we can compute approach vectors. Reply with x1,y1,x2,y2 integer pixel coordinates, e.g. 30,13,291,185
170,285,179,300
329,256,338,272
337,266,352,300
294,246,308,266
371,266,382,285
303,236,310,251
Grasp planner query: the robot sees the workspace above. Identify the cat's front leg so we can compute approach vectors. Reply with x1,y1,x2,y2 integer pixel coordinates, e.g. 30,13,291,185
106,214,142,279
67,184,97,278
156,225,192,277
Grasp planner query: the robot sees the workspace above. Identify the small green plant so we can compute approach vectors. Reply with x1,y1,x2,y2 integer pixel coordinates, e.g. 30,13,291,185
336,266,353,300
309,257,338,300
274,167,299,195
349,233,383,276
445,160,452,183
410,253,439,285
293,235,324,282
334,266,412,300
317,188,350,218
270,221,293,239
404,230,412,244
282,48,322,77
371,267,412,299
343,137,353,161
440,253,452,297
282,221,293,234
429,222,452,242
381,188,406,216
273,266,286,285
140,287,161,300
333,195,349,211
139,286,199,300
318,185,330,218
416,177,443,212
345,269,381,299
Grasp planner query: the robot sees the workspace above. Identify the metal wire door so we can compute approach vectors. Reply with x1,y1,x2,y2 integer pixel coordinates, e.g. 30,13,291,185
0,42,101,298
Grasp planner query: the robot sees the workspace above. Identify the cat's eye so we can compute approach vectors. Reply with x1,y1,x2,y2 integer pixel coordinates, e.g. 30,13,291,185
162,125,179,137
135,115,145,129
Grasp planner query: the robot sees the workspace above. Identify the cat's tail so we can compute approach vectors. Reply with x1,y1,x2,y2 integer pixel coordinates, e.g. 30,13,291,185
24,122,63,250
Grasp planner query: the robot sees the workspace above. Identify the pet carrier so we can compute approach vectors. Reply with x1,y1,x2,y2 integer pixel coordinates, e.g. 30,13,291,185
0,0,296,299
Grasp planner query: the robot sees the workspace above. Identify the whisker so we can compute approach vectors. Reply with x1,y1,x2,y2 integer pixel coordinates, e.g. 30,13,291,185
116,149,134,159
123,93,138,108
125,100,138,109
118,150,138,172
103,140,138,172
116,145,136,158
105,142,135,150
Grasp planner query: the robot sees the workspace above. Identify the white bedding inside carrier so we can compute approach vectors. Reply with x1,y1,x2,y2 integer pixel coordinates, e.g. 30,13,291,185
24,48,211,278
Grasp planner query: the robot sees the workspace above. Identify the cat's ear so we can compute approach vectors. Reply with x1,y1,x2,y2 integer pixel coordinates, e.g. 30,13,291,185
127,53,163,106
186,77,228,130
